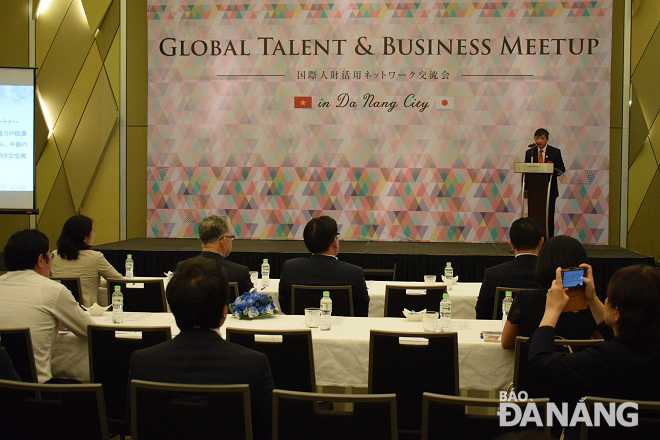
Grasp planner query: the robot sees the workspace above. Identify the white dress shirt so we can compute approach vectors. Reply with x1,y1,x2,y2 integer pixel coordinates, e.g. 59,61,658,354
0,270,91,382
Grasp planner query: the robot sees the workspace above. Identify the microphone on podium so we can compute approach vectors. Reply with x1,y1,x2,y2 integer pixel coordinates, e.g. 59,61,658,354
527,143,536,148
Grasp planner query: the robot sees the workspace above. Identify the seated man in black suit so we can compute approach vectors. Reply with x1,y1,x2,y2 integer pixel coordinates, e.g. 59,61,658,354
176,215,253,295
278,215,370,316
475,217,544,319
129,258,274,439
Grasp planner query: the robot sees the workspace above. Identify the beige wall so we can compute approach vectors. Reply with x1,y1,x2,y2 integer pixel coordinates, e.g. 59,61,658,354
627,0,660,262
0,0,656,260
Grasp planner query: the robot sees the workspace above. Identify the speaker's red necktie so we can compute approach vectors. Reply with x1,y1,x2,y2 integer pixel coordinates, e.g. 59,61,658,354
538,150,543,163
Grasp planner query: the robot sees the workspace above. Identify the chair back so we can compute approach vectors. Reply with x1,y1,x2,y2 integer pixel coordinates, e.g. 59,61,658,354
291,285,354,316
226,328,315,392
422,392,550,440
513,336,601,398
580,396,660,440
368,330,459,433
107,279,167,312
493,287,535,320
131,380,252,440
273,389,398,440
88,325,171,434
383,285,447,317
0,379,108,440
228,281,241,302
0,327,37,382
50,277,83,304
363,264,397,281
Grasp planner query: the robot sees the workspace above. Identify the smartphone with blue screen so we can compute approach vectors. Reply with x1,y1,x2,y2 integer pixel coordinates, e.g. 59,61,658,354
561,268,586,288
561,267,587,312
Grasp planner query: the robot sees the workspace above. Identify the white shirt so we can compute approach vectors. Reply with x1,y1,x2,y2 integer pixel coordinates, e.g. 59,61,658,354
0,270,91,382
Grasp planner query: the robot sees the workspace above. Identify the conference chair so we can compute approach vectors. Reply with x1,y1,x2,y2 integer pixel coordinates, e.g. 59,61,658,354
88,324,172,436
579,396,660,440
50,276,83,304
0,379,109,440
0,327,37,382
228,281,240,302
512,336,601,398
363,263,397,281
131,380,253,440
493,287,536,320
107,278,167,312
421,392,551,440
272,389,398,440
226,328,315,392
290,285,354,316
383,285,447,318
369,330,459,436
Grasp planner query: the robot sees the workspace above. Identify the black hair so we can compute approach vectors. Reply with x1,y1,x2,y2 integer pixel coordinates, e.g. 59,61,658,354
607,264,660,347
534,235,588,288
4,229,50,271
534,128,549,139
303,216,338,254
167,258,229,330
509,218,543,251
57,215,93,260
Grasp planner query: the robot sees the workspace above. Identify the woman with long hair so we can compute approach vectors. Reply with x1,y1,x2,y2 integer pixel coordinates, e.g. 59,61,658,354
501,235,601,349
51,215,122,306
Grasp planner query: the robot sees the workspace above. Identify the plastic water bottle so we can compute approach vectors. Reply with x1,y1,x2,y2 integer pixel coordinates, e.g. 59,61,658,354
261,259,270,287
320,291,332,331
502,291,513,328
125,254,134,280
112,285,124,324
439,293,452,332
444,262,454,292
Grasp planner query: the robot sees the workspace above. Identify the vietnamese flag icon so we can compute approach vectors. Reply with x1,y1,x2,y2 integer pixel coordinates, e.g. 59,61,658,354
294,96,312,108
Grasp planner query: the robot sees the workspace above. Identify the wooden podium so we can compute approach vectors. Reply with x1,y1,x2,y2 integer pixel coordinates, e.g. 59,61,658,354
515,162,554,238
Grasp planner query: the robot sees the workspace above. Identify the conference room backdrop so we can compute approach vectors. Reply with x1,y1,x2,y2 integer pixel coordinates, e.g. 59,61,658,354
147,0,612,243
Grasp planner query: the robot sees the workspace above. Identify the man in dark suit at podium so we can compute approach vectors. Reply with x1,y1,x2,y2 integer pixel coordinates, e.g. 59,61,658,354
176,215,254,295
278,215,370,316
475,218,543,319
525,128,565,237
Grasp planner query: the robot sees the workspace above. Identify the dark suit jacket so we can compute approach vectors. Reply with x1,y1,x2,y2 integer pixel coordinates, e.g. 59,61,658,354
524,144,565,199
129,329,274,439
177,252,254,295
278,254,370,316
475,254,539,319
528,325,660,406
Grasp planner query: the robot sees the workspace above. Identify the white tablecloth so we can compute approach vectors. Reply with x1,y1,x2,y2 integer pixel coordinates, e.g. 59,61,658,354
259,279,480,319
52,313,512,391
135,277,480,319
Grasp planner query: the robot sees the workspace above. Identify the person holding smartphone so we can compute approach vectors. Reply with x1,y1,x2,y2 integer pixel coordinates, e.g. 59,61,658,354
527,264,660,414
501,235,601,349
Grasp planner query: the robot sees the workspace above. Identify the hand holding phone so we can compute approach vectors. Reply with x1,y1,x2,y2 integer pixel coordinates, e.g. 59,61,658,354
561,267,588,312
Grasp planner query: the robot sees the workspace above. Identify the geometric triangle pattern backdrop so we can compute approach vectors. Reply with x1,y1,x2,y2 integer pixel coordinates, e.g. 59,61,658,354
148,0,612,243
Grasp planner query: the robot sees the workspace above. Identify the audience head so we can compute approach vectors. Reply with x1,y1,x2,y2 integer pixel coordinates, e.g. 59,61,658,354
57,214,94,260
4,229,51,275
605,264,660,346
534,235,588,288
303,216,339,254
167,258,229,331
198,215,234,256
509,217,544,253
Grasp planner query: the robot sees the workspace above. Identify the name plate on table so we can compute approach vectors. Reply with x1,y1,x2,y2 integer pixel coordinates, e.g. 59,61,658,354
405,289,427,295
125,283,145,288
